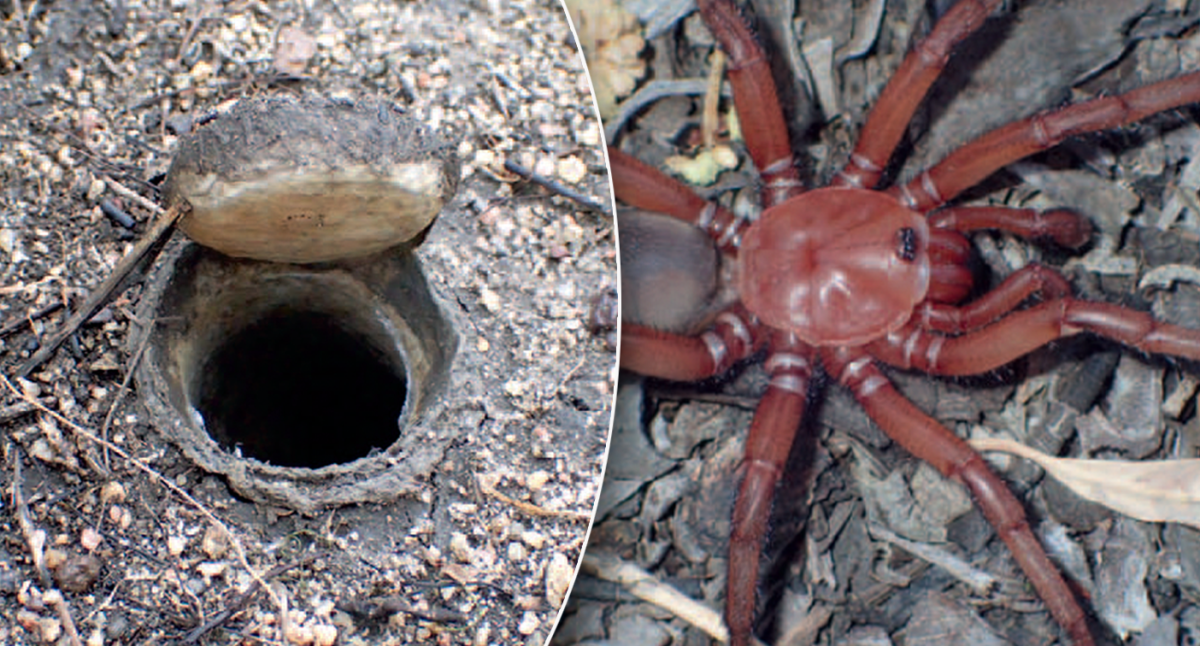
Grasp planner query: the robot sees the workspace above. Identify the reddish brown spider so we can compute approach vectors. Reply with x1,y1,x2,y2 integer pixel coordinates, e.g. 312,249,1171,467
610,1,1200,645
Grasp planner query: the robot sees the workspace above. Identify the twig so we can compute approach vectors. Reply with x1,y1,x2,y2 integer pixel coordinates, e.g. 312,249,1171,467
13,103,149,188
1,376,286,618
125,74,259,113
16,204,186,378
488,69,512,121
476,474,591,521
605,78,731,143
867,522,998,595
10,445,84,646
0,400,43,423
338,595,469,625
543,354,588,411
99,319,154,471
0,302,64,338
43,589,84,646
701,51,725,149
647,386,760,410
581,551,728,643
175,4,214,67
182,556,316,644
502,159,611,216
103,177,164,217
11,448,51,587
100,199,137,229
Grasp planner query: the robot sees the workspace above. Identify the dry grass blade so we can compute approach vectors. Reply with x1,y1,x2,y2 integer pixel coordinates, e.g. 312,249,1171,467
970,437,1200,529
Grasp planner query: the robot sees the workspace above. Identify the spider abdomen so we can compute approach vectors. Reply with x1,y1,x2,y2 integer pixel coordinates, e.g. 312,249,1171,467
737,187,931,346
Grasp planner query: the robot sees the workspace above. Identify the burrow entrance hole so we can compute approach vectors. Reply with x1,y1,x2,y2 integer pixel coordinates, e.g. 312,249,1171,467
194,309,407,468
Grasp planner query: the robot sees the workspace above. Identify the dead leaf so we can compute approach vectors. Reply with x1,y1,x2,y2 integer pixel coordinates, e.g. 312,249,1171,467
664,145,739,186
566,0,645,118
970,437,1200,529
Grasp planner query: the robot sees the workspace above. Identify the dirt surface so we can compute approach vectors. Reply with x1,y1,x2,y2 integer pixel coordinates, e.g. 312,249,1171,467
0,1,615,644
560,1,1200,645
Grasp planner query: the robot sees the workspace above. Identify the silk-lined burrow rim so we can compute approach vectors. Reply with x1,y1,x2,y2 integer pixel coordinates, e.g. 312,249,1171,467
131,240,462,511
126,94,467,509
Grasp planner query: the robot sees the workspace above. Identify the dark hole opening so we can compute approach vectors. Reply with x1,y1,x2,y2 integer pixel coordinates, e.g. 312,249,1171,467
194,309,407,468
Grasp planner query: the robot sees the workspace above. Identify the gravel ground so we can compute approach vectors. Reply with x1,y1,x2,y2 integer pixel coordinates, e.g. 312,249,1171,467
559,0,1200,645
0,1,616,645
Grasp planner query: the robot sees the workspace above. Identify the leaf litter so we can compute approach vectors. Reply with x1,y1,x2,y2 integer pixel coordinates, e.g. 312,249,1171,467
556,0,1200,644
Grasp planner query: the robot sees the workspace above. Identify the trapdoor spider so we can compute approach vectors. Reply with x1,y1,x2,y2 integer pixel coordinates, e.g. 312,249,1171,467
611,0,1200,644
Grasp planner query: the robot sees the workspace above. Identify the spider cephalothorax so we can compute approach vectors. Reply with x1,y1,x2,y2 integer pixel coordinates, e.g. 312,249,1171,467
738,187,933,345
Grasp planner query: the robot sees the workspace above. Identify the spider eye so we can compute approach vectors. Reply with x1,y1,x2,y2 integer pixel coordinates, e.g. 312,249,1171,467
897,227,918,262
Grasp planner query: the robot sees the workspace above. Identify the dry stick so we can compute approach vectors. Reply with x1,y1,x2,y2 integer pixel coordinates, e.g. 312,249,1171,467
581,551,729,643
13,104,153,191
0,400,41,423
103,177,165,216
0,302,64,338
16,204,186,378
175,4,214,68
476,475,591,521
0,376,286,619
349,596,469,624
701,50,726,150
502,159,612,216
541,354,588,412
44,590,84,646
182,556,316,644
10,449,51,587
605,79,730,143
9,446,84,646
98,322,154,472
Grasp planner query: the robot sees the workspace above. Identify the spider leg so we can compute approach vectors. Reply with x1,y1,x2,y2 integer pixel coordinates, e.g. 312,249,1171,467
930,205,1093,249
609,146,747,254
917,264,1073,334
823,345,1096,646
726,333,813,646
833,0,1005,189
921,205,1094,306
915,204,1093,332
697,0,804,206
619,307,763,381
895,70,1200,212
869,298,1200,376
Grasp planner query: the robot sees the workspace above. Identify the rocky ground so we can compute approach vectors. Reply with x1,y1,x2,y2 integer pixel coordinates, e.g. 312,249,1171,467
0,0,616,644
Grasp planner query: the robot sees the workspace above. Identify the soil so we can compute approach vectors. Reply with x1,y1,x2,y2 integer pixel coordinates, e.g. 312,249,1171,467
0,1,616,645
560,1,1200,645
